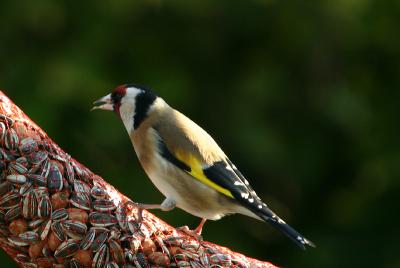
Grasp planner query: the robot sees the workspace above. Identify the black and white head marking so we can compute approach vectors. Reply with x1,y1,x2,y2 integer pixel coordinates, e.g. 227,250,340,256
119,84,157,132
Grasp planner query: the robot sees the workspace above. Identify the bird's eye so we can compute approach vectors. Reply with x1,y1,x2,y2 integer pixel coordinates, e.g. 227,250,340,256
111,92,122,104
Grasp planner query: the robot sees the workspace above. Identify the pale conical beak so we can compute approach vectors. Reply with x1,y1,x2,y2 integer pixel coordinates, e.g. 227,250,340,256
91,94,114,111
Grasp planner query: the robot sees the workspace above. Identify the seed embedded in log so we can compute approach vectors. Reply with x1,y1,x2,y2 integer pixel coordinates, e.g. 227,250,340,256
9,219,28,235
142,238,157,255
67,208,88,223
51,191,70,210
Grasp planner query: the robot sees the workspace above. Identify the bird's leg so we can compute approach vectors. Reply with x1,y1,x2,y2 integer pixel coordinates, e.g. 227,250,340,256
177,218,207,241
127,198,176,223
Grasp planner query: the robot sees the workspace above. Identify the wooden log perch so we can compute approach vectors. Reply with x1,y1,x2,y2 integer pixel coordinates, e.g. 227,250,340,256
0,90,277,268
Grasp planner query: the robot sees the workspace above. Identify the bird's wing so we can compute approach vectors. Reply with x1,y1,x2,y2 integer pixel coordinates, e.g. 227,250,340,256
153,110,266,208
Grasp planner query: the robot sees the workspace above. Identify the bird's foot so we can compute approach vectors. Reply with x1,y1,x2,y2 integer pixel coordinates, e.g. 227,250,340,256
177,218,207,241
122,200,145,226
177,225,204,241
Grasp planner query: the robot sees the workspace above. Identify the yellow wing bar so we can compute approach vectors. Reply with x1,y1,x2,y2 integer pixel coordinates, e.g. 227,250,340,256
175,152,234,198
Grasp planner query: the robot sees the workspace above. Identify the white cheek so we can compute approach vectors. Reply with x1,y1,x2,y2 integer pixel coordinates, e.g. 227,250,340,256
119,103,135,134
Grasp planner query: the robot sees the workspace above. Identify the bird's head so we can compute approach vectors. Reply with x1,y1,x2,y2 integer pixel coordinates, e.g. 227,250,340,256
92,84,158,131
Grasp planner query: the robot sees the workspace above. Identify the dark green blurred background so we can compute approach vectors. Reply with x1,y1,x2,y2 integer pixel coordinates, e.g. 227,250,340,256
1,0,400,267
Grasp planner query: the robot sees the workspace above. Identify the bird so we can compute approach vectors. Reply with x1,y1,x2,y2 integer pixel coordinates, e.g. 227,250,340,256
92,84,315,249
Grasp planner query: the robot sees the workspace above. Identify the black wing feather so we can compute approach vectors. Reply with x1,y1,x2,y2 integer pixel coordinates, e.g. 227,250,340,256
204,159,315,249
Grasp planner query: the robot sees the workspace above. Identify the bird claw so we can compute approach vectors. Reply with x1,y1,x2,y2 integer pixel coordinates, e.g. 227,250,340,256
177,225,204,241
122,200,145,228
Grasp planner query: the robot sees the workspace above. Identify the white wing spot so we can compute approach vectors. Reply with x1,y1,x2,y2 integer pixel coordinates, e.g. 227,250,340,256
258,205,262,209
225,165,234,171
234,181,244,186
248,198,254,203
241,192,249,199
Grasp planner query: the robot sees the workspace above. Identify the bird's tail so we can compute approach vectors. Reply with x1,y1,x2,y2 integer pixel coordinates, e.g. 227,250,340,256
257,207,315,250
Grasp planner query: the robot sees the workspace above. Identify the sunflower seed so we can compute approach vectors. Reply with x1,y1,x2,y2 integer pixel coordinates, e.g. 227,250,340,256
0,191,20,209
38,219,51,240
27,174,47,187
130,238,141,253
65,162,75,183
70,194,91,210
232,258,249,268
38,194,52,218
181,240,200,251
91,230,109,252
0,181,13,196
0,223,9,236
137,222,151,238
47,161,63,193
174,253,186,261
199,251,209,267
163,236,183,247
73,180,91,198
109,226,121,241
109,239,124,265
19,138,38,154
51,221,66,241
132,253,147,268
29,151,48,165
8,162,28,175
19,231,39,243
182,250,198,260
93,244,110,268
0,122,5,142
4,128,19,151
93,199,116,212
54,239,79,258
5,205,21,221
6,174,26,184
91,186,108,200
32,187,49,197
210,253,232,266
8,236,29,247
0,114,14,126
15,253,30,263
22,262,37,268
19,181,33,196
155,236,170,258
62,220,87,240
90,212,117,227
0,147,14,162
51,208,68,221
106,262,119,268
42,244,51,257
79,227,96,250
22,191,37,219
115,206,127,231
28,219,44,229
63,258,82,268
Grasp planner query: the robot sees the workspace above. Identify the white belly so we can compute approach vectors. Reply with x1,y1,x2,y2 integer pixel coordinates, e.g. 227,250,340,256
145,157,233,220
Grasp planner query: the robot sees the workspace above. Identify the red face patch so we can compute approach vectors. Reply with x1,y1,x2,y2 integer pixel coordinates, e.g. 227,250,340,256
112,84,127,97
111,84,127,115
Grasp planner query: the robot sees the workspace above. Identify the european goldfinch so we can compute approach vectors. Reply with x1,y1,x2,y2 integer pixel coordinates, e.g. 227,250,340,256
92,84,315,249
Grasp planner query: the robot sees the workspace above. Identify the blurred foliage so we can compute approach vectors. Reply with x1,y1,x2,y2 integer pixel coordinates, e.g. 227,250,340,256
1,0,400,267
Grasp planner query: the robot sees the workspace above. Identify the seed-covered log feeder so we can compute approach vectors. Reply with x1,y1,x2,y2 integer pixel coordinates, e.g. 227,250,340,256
0,91,277,268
